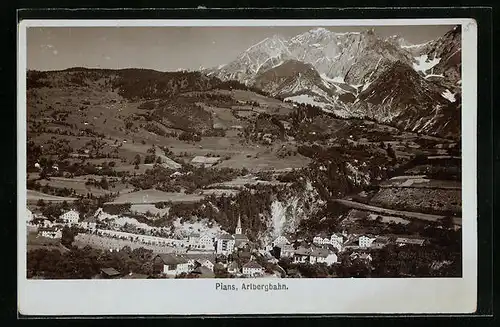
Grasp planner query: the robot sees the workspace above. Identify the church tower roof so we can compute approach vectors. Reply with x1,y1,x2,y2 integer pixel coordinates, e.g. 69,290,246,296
235,215,243,235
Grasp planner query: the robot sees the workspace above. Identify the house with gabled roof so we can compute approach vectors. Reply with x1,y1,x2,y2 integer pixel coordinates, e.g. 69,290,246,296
153,254,190,277
242,261,264,277
395,237,426,246
100,267,121,279
280,244,295,258
313,232,330,245
191,156,221,168
293,246,312,264
60,209,79,225
38,226,62,239
227,261,240,275
192,266,215,278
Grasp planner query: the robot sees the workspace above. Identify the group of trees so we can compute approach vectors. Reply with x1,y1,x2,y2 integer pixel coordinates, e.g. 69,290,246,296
178,131,202,142
128,165,240,193
27,245,155,279
28,180,76,198
85,176,112,190
369,242,461,277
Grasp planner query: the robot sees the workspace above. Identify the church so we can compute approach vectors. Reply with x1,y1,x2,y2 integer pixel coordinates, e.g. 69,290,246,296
216,215,249,255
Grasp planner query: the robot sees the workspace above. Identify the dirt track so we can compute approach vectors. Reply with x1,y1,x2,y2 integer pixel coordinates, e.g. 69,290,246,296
334,199,462,226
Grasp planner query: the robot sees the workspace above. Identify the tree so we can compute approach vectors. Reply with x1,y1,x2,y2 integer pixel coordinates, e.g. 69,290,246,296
100,177,109,190
133,154,141,165
144,154,156,164
61,226,77,247
386,144,396,160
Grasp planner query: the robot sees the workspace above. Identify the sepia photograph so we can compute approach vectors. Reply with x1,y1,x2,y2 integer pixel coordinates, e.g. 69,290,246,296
17,18,477,315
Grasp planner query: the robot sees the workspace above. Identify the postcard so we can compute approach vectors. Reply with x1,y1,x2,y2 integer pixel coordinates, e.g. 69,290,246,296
17,18,477,315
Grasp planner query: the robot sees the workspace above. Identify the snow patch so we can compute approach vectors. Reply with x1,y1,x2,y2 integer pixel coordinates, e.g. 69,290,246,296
361,81,372,92
401,40,432,49
320,73,345,84
424,74,444,79
412,54,441,74
441,89,456,103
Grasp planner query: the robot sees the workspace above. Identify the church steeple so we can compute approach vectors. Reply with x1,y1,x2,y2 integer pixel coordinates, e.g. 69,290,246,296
235,215,242,235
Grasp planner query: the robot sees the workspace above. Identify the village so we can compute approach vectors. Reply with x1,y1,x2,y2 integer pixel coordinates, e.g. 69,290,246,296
26,203,431,279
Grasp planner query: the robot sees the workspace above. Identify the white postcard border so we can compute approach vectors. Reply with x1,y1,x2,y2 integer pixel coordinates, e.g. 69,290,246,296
17,18,477,316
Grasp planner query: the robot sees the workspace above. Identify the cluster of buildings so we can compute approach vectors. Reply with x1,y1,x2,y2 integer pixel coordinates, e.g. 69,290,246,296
152,252,266,278
28,209,83,239
311,232,426,252
215,216,249,255
27,206,428,279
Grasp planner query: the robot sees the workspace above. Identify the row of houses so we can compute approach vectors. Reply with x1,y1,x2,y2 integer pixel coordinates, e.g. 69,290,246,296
28,208,219,251
94,229,215,251
312,232,426,251
291,246,338,265
263,235,339,266
152,253,265,278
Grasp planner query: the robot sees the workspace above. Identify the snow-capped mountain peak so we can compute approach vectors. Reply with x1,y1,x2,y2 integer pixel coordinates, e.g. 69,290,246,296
203,25,461,138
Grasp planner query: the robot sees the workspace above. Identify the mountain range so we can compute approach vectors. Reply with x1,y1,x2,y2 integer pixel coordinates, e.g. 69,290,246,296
205,26,461,138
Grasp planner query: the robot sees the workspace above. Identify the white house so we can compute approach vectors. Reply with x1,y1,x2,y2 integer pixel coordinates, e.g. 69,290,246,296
330,233,344,247
242,261,264,277
310,248,330,264
313,233,330,245
60,210,79,225
216,234,235,255
26,208,33,223
188,233,200,244
280,244,295,258
38,227,62,239
196,258,215,271
188,233,212,250
293,247,311,264
198,234,215,250
153,254,190,277
325,253,338,265
359,235,376,248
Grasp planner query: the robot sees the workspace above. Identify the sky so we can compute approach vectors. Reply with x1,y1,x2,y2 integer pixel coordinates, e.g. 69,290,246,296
27,25,455,72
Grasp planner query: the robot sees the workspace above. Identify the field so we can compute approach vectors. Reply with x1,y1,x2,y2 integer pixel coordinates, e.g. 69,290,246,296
27,231,69,253
207,176,291,189
27,190,78,203
38,176,133,196
369,188,462,215
379,177,461,189
335,199,461,225
130,204,170,217
107,189,205,205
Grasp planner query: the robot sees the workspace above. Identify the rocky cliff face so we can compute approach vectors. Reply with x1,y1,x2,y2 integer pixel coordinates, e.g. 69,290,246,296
352,60,459,138
205,26,462,139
